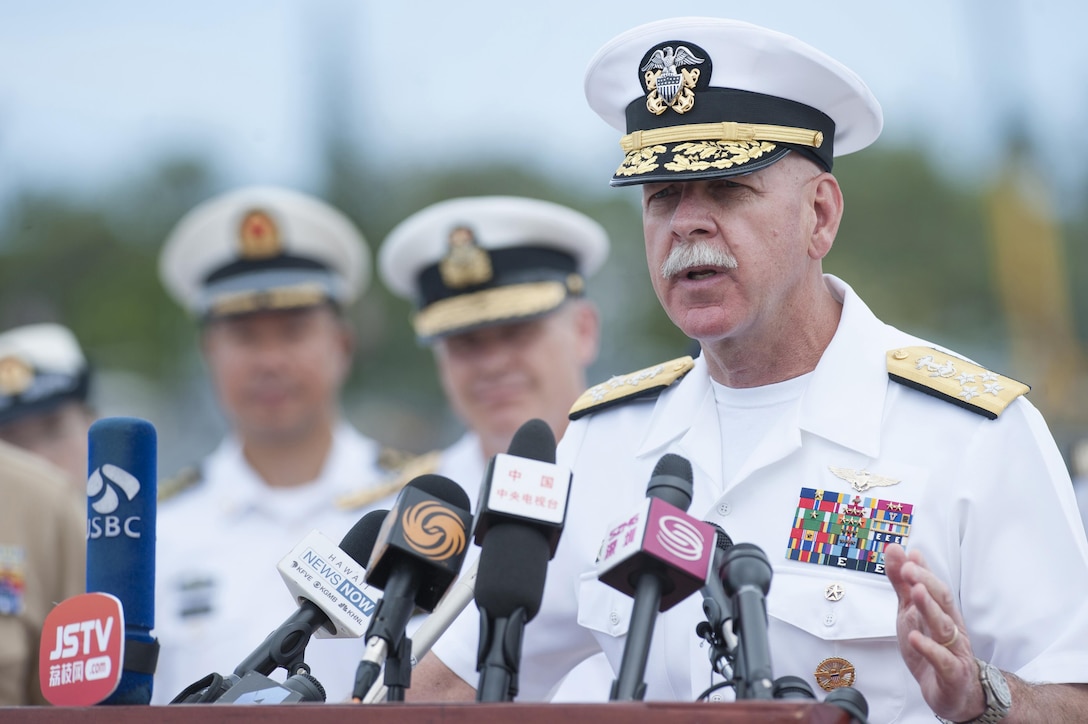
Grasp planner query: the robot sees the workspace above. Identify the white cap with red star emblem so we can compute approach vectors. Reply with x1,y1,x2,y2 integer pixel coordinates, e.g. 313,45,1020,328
159,185,369,319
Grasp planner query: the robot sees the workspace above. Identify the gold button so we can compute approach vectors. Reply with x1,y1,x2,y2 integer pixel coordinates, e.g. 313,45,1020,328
892,349,909,360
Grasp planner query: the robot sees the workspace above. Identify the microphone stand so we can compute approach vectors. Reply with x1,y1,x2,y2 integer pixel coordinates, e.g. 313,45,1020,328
383,636,413,702
476,606,529,702
610,571,663,701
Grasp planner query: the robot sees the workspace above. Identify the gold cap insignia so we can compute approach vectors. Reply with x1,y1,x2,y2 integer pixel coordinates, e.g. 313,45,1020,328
640,44,705,116
439,226,493,289
238,209,282,259
0,355,34,395
566,273,585,296
814,656,856,691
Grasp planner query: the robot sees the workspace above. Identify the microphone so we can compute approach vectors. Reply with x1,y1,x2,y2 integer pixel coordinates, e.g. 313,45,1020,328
597,453,714,701
824,686,870,723
770,674,869,722
472,418,570,555
85,417,159,705
352,475,472,701
695,522,738,680
720,542,775,700
472,418,571,702
360,555,479,703
170,509,388,704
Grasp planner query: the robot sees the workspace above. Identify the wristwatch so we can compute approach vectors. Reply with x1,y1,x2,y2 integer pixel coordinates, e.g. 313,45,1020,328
937,658,1012,723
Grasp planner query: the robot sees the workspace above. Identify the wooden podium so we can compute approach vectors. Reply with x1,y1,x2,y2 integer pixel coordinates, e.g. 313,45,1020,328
1,701,853,723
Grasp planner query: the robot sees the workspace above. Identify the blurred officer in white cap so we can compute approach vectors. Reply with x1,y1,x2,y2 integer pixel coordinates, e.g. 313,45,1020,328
380,195,613,700
153,185,414,704
380,195,607,461
0,323,96,495
414,17,1088,723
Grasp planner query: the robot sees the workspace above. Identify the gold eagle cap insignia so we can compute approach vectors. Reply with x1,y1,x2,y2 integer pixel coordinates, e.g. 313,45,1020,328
828,466,901,492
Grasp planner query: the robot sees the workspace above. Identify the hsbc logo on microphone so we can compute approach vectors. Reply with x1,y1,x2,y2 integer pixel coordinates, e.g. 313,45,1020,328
86,464,143,540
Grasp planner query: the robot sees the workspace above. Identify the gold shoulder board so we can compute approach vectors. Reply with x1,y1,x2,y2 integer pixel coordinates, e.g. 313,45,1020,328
158,466,203,502
887,346,1029,420
569,356,695,421
336,448,442,511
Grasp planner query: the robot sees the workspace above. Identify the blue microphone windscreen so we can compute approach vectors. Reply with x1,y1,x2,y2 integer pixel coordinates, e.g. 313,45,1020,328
87,417,157,627
86,416,157,704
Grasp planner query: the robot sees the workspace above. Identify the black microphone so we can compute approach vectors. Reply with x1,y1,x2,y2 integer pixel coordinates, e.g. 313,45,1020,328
721,542,775,700
824,686,870,723
352,475,472,700
598,454,714,701
473,418,568,555
695,522,738,680
171,509,388,704
473,418,570,702
85,417,159,705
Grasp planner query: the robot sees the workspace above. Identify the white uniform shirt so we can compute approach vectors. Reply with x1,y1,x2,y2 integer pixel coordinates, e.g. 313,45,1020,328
435,432,615,701
153,423,398,704
431,275,1088,722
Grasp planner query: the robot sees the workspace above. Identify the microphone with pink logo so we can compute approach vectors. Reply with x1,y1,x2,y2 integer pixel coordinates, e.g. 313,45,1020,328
596,453,713,701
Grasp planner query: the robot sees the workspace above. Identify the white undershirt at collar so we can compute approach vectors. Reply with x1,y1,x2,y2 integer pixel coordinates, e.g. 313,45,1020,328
712,372,812,487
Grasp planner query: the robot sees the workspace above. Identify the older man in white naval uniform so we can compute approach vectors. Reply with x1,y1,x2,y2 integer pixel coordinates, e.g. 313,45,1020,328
153,186,409,704
412,18,1088,724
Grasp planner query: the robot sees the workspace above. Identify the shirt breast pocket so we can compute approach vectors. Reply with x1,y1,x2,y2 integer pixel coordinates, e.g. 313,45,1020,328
576,569,632,641
766,567,909,723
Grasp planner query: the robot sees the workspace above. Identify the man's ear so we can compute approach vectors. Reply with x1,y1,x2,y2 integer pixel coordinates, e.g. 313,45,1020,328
573,299,601,367
335,315,357,380
809,173,843,261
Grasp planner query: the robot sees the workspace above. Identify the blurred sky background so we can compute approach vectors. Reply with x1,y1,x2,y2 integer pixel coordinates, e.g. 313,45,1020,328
2,0,1087,208
3,0,1088,475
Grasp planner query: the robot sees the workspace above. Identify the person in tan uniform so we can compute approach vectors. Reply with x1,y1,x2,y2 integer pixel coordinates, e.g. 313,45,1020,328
0,440,86,706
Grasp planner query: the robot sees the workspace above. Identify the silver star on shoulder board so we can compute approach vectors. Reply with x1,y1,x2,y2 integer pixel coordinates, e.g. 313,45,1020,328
829,466,901,492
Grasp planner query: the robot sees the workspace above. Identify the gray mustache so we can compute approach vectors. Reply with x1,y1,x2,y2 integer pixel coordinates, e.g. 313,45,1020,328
660,241,738,279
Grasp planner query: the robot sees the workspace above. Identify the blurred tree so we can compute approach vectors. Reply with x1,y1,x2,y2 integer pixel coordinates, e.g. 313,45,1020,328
830,146,1003,349
0,158,215,380
2,141,1085,463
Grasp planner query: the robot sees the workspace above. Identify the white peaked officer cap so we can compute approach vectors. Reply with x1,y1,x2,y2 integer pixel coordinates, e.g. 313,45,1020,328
159,186,369,320
584,17,884,185
379,196,609,342
0,323,90,425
